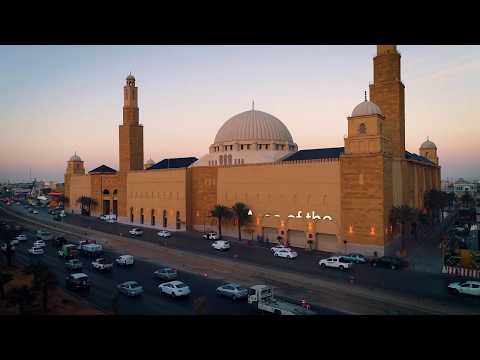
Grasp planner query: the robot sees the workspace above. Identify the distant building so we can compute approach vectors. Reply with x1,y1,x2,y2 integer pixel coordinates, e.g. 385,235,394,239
454,178,477,196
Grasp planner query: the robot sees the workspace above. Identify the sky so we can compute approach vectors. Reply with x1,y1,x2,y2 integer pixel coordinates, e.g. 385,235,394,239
0,45,479,183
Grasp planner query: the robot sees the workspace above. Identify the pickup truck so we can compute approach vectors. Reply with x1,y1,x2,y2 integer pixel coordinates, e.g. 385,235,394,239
91,258,113,272
247,285,316,315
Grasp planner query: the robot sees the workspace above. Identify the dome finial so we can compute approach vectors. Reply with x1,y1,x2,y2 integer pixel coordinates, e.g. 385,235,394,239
252,99,255,111
364,90,367,102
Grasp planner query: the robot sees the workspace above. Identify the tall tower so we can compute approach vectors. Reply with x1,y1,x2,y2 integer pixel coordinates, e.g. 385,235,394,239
419,138,439,165
369,45,406,205
64,153,85,209
119,73,144,172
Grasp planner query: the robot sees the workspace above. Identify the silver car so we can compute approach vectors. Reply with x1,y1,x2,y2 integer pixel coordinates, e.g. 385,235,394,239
153,267,178,281
117,281,144,297
216,283,248,300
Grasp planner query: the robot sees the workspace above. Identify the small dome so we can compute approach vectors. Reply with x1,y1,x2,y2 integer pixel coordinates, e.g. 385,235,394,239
214,109,294,144
420,138,437,150
126,73,135,81
145,158,155,166
69,153,82,162
351,100,384,117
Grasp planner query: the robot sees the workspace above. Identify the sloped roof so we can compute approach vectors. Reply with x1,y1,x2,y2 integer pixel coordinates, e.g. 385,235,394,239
147,157,198,170
404,151,436,166
89,165,117,174
283,147,344,161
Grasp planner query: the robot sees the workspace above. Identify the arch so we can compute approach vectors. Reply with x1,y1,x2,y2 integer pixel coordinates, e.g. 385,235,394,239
228,154,232,165
113,189,118,195
103,189,110,195
140,208,144,224
163,209,168,228
151,209,155,226
176,211,181,230
358,123,367,134
219,155,224,165
130,207,134,223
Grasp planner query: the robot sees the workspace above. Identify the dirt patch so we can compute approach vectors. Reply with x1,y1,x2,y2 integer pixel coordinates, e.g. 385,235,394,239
0,265,105,315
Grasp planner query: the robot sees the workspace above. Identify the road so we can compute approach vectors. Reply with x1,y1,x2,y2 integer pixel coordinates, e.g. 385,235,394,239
1,209,339,315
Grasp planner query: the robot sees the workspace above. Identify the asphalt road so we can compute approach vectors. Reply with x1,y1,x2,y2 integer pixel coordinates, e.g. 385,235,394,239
1,209,340,315
4,202,480,313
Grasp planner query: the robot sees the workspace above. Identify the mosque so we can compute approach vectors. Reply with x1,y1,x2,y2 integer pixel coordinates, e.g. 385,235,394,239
64,45,441,256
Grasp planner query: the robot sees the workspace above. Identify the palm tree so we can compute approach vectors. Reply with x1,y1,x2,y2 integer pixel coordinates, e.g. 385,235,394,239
7,285,36,315
0,271,13,300
390,205,418,253
231,202,251,242
24,262,58,312
211,205,232,238
76,196,88,213
0,225,19,267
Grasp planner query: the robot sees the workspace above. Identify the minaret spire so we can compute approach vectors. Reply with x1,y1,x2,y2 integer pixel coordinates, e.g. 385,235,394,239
364,90,367,102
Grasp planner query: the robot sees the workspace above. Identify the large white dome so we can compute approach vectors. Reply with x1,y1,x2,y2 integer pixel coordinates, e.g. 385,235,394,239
351,100,383,117
214,110,294,144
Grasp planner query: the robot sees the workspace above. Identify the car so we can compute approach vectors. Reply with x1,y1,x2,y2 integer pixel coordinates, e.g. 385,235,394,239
158,281,191,298
33,240,46,248
216,283,248,300
129,228,144,236
1,243,15,252
36,230,53,241
115,255,134,266
65,273,90,291
273,248,298,259
28,246,44,255
16,234,27,242
344,253,368,264
99,214,108,221
59,211,66,217
54,236,67,247
448,281,480,297
65,259,83,271
53,215,62,221
106,218,117,223
270,244,291,253
91,258,113,272
202,231,219,240
117,281,144,297
369,256,408,270
157,230,171,238
319,256,352,270
32,210,39,214
14,225,23,231
153,267,178,281
212,240,230,251
10,238,19,246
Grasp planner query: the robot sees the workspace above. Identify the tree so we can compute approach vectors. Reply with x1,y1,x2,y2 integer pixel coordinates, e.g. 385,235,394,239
210,205,232,238
460,192,474,208
0,224,19,267
24,262,58,312
76,196,88,212
231,202,251,242
7,285,36,315
76,196,97,216
0,271,13,300
389,205,418,253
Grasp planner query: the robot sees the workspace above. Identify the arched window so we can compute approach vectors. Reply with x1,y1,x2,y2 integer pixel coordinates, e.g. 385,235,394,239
130,207,134,223
228,154,232,165
140,208,144,224
176,211,181,230
103,189,110,195
113,189,118,195
219,155,223,165
163,210,167,228
359,123,367,134
151,209,155,226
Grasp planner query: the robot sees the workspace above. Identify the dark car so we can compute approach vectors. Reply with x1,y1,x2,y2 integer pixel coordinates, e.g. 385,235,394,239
370,256,408,270
55,236,68,247
65,273,90,291
53,215,62,221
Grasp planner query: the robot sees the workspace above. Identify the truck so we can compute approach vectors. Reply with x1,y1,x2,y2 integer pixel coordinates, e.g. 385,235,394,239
80,243,103,257
58,244,78,260
247,285,316,315
91,258,113,272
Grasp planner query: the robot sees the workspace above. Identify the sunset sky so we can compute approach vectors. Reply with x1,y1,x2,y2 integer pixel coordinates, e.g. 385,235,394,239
0,45,479,183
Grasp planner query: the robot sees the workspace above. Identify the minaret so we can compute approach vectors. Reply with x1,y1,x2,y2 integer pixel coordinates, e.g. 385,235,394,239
119,73,144,172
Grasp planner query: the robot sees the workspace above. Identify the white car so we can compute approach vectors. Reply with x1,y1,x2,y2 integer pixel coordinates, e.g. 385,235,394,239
212,240,230,251
115,255,134,266
28,246,44,255
117,281,144,297
16,234,28,242
33,240,46,248
106,218,117,223
448,281,480,297
157,230,171,238
202,231,219,240
271,244,291,253
32,210,39,214
59,211,66,217
158,281,191,298
319,256,352,270
99,215,108,221
129,228,144,236
273,248,298,259
10,239,19,246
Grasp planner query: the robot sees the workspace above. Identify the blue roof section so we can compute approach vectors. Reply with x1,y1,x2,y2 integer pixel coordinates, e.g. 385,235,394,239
282,147,345,161
147,157,198,170
405,151,436,166
89,165,117,174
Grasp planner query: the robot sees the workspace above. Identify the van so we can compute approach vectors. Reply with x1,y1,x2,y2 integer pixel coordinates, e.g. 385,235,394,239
115,255,134,266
